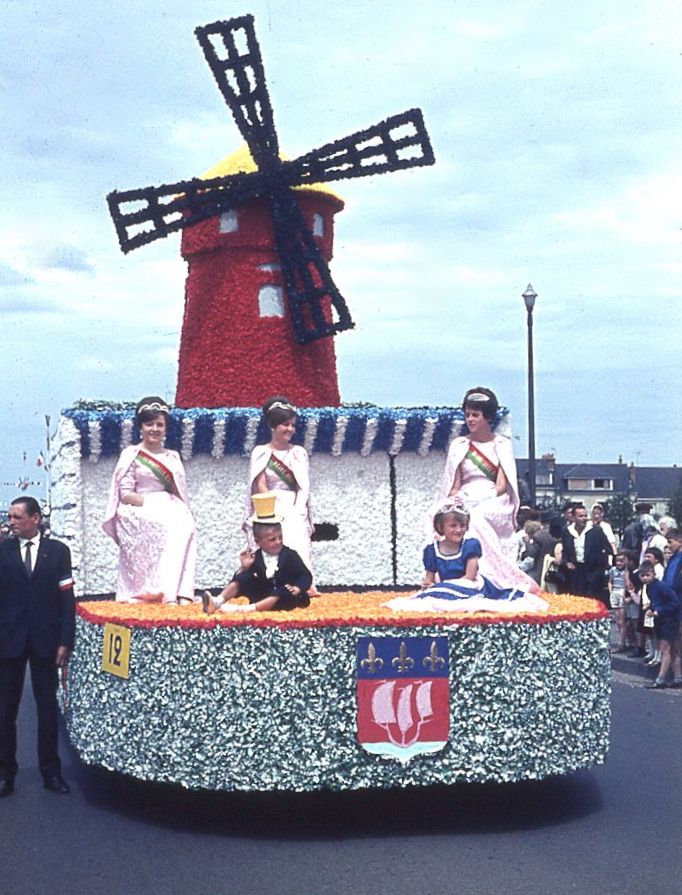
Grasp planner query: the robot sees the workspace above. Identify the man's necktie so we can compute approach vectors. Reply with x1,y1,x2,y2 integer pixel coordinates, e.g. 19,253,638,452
24,541,33,575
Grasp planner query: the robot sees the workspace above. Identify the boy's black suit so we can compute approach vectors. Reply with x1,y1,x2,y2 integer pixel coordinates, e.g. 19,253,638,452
232,545,312,609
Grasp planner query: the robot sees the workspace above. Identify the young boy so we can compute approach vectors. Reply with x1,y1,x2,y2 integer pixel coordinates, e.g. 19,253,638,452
202,520,312,614
608,552,630,652
639,560,682,689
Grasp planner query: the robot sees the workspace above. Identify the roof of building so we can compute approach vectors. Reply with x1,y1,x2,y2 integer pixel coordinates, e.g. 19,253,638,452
516,457,682,500
631,466,682,499
558,463,631,490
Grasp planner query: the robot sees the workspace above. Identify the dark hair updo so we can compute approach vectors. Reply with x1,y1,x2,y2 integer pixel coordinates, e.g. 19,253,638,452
262,395,297,429
135,395,171,427
462,386,499,423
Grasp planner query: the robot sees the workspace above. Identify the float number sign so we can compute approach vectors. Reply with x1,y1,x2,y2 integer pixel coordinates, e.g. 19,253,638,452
102,624,131,679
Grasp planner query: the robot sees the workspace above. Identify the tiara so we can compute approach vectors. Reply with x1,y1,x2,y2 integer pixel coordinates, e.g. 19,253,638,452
267,401,297,413
435,497,470,517
138,401,170,414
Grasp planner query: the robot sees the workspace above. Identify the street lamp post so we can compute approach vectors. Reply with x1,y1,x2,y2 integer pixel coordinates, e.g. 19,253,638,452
522,284,537,507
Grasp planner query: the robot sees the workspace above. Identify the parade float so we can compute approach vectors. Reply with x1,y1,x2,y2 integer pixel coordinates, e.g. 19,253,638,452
53,14,610,791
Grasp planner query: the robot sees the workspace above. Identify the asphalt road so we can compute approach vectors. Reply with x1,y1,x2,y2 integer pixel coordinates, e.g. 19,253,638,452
2,672,680,895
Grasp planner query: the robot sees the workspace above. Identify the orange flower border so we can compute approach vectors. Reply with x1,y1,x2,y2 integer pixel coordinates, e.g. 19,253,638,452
76,591,608,631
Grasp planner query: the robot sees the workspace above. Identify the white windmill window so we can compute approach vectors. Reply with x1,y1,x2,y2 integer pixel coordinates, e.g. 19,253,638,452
312,212,324,237
219,209,239,233
259,285,285,317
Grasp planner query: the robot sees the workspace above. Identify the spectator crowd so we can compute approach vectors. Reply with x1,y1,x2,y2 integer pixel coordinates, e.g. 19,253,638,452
516,501,682,689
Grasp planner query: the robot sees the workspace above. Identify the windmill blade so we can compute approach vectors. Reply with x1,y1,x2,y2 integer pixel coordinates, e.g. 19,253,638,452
285,108,435,186
107,169,268,254
195,15,279,170
269,190,354,344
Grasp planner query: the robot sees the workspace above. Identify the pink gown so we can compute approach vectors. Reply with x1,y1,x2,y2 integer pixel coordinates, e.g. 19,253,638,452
102,446,197,603
243,444,314,577
438,435,538,594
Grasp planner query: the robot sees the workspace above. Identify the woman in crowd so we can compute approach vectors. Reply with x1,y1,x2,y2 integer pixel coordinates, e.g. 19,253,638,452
102,397,197,603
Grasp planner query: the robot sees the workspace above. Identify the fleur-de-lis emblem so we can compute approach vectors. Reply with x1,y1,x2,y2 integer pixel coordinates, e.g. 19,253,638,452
392,641,415,673
360,642,383,674
423,640,445,671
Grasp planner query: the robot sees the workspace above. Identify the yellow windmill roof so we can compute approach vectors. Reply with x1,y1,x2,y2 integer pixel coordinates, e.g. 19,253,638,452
199,144,344,207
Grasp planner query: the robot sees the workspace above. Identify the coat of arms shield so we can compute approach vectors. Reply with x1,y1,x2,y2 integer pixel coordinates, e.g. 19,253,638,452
356,636,450,763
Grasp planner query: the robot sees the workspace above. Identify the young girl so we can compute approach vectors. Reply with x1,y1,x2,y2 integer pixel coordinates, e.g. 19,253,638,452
387,500,547,613
642,547,666,665
243,396,317,593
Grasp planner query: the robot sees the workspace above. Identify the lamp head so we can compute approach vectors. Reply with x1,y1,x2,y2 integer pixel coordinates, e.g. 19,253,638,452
522,283,537,312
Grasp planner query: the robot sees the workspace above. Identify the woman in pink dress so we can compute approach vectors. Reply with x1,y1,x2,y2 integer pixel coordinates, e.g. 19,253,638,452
243,396,316,591
102,397,197,604
438,387,539,594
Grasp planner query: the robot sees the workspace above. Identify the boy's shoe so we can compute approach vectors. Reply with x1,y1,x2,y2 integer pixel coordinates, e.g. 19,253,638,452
669,680,682,689
201,591,221,615
645,681,667,690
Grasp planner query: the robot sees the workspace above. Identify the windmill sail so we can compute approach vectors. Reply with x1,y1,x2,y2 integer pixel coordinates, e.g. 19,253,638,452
195,16,280,167
270,190,354,342
287,109,435,184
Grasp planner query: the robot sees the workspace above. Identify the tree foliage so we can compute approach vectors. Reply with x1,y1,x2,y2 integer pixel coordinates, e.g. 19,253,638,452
601,493,634,537
666,485,682,527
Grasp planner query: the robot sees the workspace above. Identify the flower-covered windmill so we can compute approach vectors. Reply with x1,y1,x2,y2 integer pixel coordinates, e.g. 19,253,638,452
107,14,435,408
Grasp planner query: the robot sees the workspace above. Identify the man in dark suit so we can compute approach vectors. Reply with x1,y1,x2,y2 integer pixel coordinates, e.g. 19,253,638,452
0,497,75,797
560,505,612,603
202,521,312,614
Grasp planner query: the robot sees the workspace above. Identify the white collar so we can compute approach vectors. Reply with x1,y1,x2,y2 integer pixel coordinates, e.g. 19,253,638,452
434,539,465,560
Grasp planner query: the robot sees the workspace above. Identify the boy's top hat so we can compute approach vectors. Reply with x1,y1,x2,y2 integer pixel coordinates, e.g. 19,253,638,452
250,492,284,524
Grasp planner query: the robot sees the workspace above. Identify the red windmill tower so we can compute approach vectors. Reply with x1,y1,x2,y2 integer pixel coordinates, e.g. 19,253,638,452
177,147,345,407
107,14,434,408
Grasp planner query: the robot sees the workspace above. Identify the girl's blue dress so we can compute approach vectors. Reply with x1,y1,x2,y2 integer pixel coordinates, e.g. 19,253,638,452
418,537,526,601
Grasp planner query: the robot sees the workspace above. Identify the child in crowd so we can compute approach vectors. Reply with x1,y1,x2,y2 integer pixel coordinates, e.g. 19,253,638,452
621,552,640,654
643,546,665,579
608,552,631,653
624,551,645,658
203,498,311,614
640,547,666,663
639,561,682,689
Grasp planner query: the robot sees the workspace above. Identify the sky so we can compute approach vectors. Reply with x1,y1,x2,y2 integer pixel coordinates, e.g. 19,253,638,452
1,0,681,505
